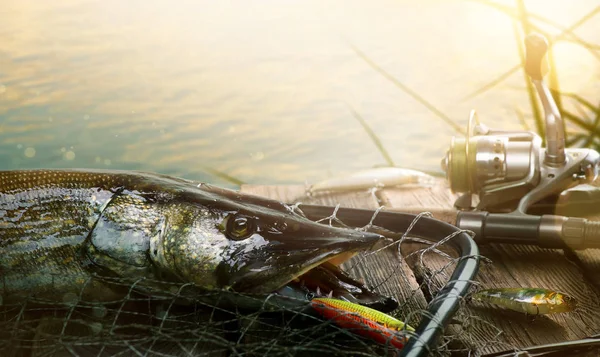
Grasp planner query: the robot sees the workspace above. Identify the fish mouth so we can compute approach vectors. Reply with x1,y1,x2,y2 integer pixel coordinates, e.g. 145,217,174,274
279,228,396,312
226,227,398,312
268,243,399,313
282,260,399,313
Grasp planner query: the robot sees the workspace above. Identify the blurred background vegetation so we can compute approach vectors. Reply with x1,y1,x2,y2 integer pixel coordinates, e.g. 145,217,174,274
469,0,600,150
0,0,599,187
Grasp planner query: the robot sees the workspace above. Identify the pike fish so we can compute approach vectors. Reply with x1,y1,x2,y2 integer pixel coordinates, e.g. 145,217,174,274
0,169,396,311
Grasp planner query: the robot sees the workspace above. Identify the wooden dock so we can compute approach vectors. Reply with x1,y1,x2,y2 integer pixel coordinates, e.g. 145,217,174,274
241,180,600,355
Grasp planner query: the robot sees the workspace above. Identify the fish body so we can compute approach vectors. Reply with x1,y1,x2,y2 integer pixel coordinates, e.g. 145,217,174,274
309,167,436,194
473,288,576,315
311,297,412,349
0,169,390,310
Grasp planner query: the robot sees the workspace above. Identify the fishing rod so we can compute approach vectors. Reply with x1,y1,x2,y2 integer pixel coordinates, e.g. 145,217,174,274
436,33,600,250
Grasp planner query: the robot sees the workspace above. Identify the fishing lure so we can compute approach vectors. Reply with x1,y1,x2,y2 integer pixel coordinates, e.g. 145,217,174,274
472,288,577,315
310,297,414,349
308,167,436,195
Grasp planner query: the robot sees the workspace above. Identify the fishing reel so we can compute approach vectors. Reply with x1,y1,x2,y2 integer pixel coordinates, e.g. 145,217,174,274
441,33,600,214
440,33,600,250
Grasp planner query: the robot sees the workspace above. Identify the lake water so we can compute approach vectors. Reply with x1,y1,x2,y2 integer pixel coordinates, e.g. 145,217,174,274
1,0,599,188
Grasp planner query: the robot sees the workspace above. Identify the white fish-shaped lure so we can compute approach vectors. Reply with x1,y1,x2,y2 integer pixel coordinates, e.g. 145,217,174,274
309,167,437,194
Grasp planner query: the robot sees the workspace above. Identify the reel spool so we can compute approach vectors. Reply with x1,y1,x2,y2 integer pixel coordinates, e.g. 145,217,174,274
441,111,541,211
442,110,537,195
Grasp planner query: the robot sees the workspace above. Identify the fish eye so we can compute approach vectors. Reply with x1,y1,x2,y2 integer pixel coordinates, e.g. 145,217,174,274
224,214,255,241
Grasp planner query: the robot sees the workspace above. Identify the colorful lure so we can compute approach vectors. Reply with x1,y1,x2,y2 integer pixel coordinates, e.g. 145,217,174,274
473,288,577,315
310,297,414,349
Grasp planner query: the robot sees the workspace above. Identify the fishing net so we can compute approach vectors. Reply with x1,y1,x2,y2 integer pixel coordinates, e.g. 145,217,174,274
0,203,497,357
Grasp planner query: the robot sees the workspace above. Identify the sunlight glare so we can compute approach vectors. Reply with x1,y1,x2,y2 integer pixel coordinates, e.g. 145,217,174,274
550,41,597,93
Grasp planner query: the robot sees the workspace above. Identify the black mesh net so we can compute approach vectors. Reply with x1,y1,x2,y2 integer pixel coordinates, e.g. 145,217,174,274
0,206,492,357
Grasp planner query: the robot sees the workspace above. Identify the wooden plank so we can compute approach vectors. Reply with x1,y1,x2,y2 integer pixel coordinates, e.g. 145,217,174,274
382,183,600,301
243,181,600,355
381,180,600,354
472,244,600,353
570,249,600,287
342,249,428,329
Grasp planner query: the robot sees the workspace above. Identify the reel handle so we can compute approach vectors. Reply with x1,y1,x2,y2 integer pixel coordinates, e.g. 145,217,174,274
524,33,549,80
524,33,566,166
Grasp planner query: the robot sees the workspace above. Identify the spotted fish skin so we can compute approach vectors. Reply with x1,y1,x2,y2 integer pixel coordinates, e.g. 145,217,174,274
0,169,383,307
473,288,577,315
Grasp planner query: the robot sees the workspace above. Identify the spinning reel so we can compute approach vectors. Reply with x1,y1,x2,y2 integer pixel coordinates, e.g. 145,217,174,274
441,33,600,249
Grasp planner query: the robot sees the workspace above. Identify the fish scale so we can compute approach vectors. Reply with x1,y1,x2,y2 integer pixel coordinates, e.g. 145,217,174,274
0,169,387,311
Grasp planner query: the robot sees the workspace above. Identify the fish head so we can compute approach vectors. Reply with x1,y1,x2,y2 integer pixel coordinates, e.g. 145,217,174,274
213,209,384,294
555,293,577,312
150,184,394,310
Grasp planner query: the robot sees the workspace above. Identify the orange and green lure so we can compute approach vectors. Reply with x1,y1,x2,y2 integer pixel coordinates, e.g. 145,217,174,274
310,297,414,349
